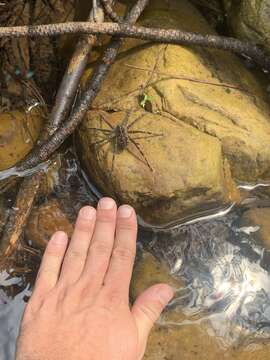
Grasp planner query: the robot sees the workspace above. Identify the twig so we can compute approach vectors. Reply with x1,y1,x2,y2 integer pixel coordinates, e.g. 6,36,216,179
124,64,248,92
0,172,41,257
100,0,122,23
0,22,269,70
13,0,149,172
45,0,107,137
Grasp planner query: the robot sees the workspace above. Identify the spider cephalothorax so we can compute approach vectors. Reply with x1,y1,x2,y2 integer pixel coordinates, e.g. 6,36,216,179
114,124,129,151
85,110,163,172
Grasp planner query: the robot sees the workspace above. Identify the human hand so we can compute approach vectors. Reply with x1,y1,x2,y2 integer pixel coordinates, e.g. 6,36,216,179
16,198,174,360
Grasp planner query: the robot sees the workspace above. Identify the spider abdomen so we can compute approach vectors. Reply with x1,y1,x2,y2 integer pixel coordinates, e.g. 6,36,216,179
114,125,129,151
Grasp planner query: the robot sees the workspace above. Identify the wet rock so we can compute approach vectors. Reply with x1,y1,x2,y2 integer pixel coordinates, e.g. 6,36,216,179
76,0,270,225
130,251,182,301
224,0,270,54
145,321,270,360
240,207,270,249
25,199,74,248
0,107,43,171
145,323,222,360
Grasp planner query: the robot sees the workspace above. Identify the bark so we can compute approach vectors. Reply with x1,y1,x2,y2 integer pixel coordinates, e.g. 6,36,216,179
100,0,122,23
45,0,107,137
0,22,269,70
0,172,41,257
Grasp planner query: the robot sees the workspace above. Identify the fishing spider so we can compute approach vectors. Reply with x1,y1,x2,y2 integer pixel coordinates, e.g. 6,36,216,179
86,111,163,172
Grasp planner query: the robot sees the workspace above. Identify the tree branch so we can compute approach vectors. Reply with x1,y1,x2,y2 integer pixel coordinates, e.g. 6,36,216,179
0,22,269,70
100,0,123,23
45,0,107,137
0,172,42,258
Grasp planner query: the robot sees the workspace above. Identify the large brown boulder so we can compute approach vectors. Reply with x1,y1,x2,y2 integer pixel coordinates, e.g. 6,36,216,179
76,0,270,226
76,109,239,225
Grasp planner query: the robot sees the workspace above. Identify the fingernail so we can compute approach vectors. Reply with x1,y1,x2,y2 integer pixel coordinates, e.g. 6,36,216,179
118,205,133,218
157,285,175,305
98,197,115,210
51,231,67,245
80,206,96,219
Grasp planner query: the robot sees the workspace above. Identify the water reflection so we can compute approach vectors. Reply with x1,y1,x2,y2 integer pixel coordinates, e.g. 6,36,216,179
146,208,270,348
1,150,270,357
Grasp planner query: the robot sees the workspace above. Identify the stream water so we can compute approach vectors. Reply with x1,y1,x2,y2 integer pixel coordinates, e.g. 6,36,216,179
145,206,270,349
1,0,270,358
1,151,270,359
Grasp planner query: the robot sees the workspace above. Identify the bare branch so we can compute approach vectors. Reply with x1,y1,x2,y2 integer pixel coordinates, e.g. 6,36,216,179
0,22,269,70
0,172,41,257
100,0,122,23
45,0,107,137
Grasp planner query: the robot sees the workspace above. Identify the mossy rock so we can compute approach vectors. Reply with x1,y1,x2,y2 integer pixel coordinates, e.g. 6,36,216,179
0,108,43,171
224,0,270,54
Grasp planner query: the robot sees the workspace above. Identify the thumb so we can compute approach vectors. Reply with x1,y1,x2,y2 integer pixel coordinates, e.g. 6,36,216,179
131,283,174,359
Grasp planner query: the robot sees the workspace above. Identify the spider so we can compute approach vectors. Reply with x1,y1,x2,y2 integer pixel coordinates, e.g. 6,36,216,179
85,111,164,172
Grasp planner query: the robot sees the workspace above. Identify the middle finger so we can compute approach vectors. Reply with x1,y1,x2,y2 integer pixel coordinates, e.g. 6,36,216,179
80,197,117,293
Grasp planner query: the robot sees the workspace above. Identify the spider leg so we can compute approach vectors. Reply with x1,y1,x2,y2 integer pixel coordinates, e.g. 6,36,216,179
125,147,147,166
129,137,153,172
90,137,109,147
111,138,118,173
130,134,163,140
93,132,116,150
122,110,132,128
84,127,111,133
127,113,146,129
129,130,163,136
100,114,114,129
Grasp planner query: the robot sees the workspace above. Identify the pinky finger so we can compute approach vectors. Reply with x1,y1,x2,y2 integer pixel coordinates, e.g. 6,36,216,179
31,231,68,302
